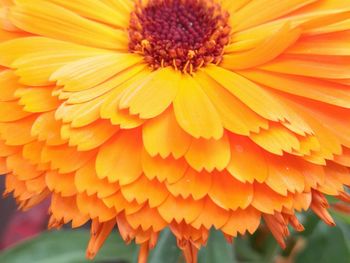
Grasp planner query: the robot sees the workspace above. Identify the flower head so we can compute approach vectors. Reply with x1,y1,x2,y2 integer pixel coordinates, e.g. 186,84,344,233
1,0,350,262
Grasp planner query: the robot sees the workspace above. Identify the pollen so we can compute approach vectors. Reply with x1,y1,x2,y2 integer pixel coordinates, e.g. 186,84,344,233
128,0,231,73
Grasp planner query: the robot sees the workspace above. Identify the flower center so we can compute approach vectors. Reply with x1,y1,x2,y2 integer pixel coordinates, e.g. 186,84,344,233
128,0,231,74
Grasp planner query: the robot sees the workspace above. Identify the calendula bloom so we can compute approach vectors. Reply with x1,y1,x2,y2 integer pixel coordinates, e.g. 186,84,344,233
1,0,350,262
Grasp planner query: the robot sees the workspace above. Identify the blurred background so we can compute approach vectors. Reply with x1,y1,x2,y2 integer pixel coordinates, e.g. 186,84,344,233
0,175,349,263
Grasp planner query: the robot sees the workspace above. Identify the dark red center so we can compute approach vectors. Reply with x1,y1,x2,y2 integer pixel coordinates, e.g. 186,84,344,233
128,0,231,73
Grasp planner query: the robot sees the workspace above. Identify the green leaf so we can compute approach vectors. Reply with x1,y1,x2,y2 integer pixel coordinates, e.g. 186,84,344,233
296,220,350,263
299,213,321,237
0,229,137,263
148,228,182,263
198,230,235,263
234,236,263,262
332,210,350,225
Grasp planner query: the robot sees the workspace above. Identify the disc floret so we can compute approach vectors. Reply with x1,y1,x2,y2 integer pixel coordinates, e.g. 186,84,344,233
128,0,231,73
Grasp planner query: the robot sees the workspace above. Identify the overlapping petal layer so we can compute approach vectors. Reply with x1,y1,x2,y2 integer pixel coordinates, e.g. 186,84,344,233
1,0,350,262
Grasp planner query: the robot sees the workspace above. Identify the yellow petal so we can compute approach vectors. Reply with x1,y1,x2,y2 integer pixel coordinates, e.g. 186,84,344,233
191,198,230,229
51,54,142,92
96,130,142,185
223,23,301,70
75,161,119,198
260,55,350,79
0,115,35,145
157,195,204,224
265,155,305,196
47,0,129,29
239,69,350,108
0,69,21,101
46,170,76,197
119,67,180,119
185,132,231,172
126,205,167,232
15,87,59,112
0,101,31,122
222,207,261,236
55,95,107,128
231,0,317,32
209,171,253,210
252,183,294,214
166,168,212,200
250,123,300,155
227,135,268,183
142,108,192,159
173,74,223,139
31,111,66,146
205,65,291,122
41,144,95,173
6,153,41,180
76,192,116,222
63,64,146,105
120,176,169,208
10,0,128,50
61,120,118,151
141,151,188,184
195,70,268,135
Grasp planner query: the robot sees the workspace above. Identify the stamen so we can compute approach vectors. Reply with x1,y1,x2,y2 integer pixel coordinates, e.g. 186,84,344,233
128,0,231,73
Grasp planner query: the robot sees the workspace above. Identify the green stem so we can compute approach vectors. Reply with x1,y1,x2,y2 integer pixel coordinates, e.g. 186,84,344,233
262,236,279,263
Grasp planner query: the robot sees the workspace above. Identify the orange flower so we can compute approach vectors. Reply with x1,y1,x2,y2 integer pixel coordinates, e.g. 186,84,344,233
1,0,350,262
